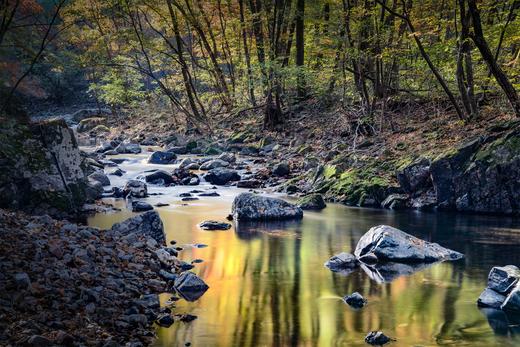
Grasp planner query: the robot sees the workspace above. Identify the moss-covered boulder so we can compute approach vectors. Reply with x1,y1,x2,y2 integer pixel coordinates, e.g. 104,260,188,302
429,127,520,214
77,117,106,133
297,194,326,210
0,117,89,216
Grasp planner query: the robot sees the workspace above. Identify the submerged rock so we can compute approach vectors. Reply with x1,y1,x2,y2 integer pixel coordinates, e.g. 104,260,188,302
199,221,231,230
343,292,367,309
297,193,326,210
324,252,358,272
360,261,433,283
354,225,464,263
232,193,303,220
174,272,209,302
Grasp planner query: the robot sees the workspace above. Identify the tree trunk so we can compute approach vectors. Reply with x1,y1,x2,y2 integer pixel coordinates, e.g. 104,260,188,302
238,0,256,106
467,0,520,116
295,0,305,99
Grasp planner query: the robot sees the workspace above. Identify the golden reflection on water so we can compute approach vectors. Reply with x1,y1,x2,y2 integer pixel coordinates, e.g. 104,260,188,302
88,193,520,347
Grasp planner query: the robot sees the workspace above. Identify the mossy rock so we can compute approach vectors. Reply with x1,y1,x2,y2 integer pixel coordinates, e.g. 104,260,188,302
186,141,198,151
297,194,326,210
229,131,250,144
77,117,106,133
204,147,222,155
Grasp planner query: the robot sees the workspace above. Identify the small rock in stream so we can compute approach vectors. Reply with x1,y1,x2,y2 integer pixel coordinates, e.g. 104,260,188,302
364,331,394,345
199,220,232,231
343,292,367,309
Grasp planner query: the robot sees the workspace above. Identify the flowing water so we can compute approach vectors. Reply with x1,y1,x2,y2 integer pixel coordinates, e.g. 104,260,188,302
87,151,520,347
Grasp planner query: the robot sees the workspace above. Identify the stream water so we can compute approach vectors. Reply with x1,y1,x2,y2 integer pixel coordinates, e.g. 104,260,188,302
87,151,520,347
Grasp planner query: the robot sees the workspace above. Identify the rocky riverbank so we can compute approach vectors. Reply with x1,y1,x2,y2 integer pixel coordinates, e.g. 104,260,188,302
0,209,206,346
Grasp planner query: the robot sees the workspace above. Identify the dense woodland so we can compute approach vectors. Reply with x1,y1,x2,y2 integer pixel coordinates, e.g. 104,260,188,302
1,0,519,131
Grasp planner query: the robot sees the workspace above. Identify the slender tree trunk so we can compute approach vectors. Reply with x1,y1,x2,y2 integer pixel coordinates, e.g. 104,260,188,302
238,0,256,106
376,0,467,120
295,0,305,99
467,0,520,116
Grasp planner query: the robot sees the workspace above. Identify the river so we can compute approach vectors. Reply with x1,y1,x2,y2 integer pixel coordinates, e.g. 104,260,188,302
86,151,520,347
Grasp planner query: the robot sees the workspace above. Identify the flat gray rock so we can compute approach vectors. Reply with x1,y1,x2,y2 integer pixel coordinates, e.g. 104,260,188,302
324,252,358,272
354,225,464,263
478,287,507,309
232,193,303,220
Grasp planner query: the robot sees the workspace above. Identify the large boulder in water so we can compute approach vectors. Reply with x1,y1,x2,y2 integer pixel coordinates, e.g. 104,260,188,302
88,171,110,186
354,225,464,263
148,151,177,164
232,193,303,220
203,168,240,185
111,210,165,245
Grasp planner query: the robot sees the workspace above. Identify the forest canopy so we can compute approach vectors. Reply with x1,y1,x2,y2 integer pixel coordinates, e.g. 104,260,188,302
1,0,519,130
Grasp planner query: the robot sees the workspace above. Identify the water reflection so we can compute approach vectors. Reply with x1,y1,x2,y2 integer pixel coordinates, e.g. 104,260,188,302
88,192,520,347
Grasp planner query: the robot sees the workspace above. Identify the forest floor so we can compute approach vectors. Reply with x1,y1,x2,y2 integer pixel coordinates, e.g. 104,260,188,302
99,98,517,200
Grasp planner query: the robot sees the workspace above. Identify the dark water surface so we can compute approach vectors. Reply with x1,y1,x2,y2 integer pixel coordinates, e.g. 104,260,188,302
87,153,520,347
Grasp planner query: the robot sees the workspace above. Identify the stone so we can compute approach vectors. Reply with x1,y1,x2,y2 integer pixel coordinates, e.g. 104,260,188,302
156,314,174,327
14,272,31,289
199,159,230,171
232,193,303,220
354,225,464,263
108,168,125,176
77,117,106,133
148,151,177,165
124,180,148,198
89,171,110,186
324,253,358,272
487,265,520,294
144,170,174,185
167,146,187,155
297,194,326,210
397,158,432,194
218,152,236,163
501,284,520,312
198,191,220,197
365,331,394,346
111,211,166,245
478,287,507,309
236,179,262,189
199,221,232,230
179,158,196,169
174,272,209,302
27,335,53,346
343,292,367,309
86,179,104,201
381,194,409,210
115,142,141,154
360,261,432,283
272,162,290,176
132,201,153,212
203,168,240,185
0,119,89,214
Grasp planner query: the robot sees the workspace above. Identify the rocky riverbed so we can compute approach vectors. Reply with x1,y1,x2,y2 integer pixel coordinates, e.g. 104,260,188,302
0,208,208,346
